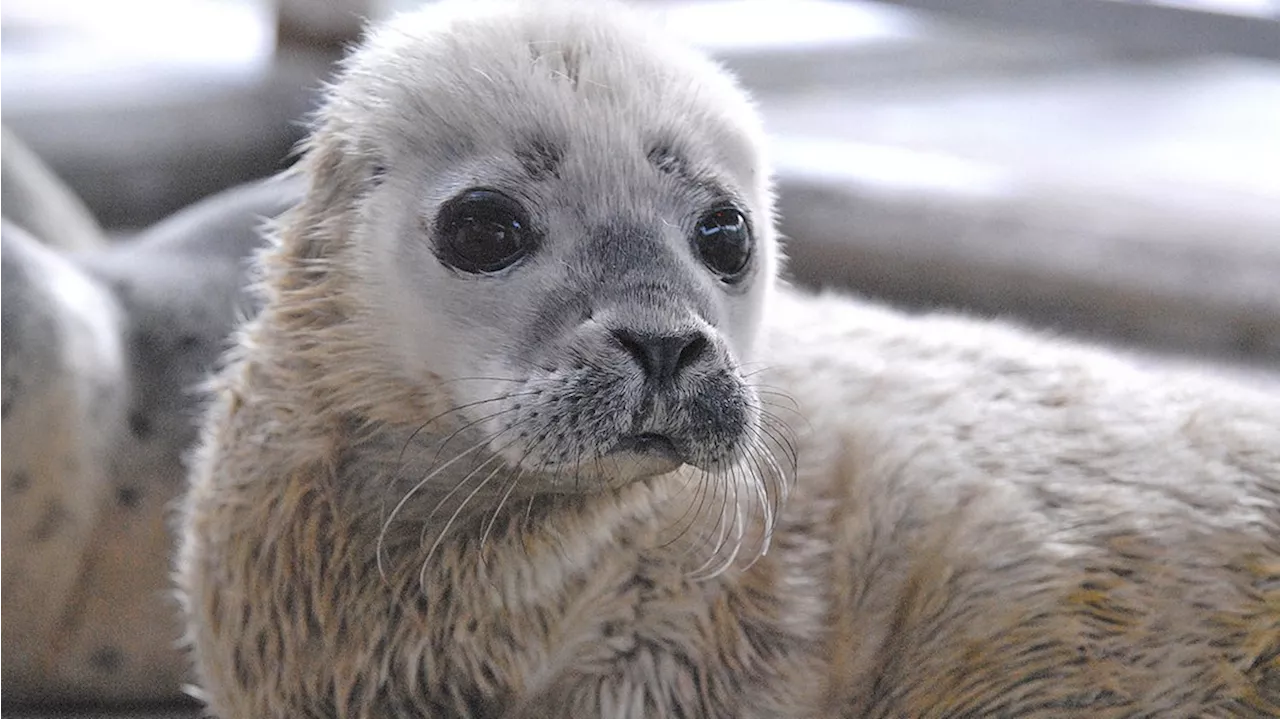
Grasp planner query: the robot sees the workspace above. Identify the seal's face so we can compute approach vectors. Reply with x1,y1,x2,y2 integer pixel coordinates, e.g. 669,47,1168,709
420,181,760,483
330,2,782,490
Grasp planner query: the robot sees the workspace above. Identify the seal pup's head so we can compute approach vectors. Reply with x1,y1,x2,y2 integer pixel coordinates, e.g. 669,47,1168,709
262,0,790,551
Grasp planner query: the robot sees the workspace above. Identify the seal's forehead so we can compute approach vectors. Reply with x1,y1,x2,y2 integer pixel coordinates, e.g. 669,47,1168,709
333,0,764,187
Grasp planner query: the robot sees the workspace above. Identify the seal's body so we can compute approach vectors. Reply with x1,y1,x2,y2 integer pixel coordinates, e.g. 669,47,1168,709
2,178,299,703
176,2,1280,716
766,292,1279,717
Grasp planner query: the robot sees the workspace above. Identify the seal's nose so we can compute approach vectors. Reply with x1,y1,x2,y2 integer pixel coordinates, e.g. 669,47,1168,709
610,328,709,384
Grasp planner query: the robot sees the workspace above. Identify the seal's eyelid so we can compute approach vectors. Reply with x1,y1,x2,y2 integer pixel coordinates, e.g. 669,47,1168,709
687,184,752,234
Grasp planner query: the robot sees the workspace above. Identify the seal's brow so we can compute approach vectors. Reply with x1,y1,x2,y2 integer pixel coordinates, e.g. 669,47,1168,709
515,133,565,181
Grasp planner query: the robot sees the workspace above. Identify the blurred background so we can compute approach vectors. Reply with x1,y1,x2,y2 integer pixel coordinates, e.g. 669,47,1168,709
5,0,1280,372
3,0,1279,716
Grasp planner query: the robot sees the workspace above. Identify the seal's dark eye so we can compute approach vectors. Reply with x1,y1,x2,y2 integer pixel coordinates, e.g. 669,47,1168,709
434,189,533,274
693,207,751,280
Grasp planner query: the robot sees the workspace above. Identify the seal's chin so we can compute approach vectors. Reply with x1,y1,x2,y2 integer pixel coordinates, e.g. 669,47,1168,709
606,433,687,478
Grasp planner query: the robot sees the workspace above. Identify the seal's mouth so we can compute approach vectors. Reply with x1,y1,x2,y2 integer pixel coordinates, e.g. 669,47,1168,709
612,432,685,464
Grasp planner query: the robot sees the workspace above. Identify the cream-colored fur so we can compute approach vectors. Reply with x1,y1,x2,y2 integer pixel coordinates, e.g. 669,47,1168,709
176,1,1280,717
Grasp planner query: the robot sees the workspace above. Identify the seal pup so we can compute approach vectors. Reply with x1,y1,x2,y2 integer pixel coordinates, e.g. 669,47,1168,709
179,1,803,716
2,221,126,696
177,1,1280,717
3,177,300,703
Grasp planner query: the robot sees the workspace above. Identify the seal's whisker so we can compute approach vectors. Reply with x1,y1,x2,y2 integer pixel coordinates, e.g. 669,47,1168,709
437,376,527,385
737,427,781,537
478,427,559,557
746,427,787,538
376,415,525,581
751,388,805,416
658,469,710,552
381,403,521,524
390,392,538,483
693,465,738,578
754,427,797,495
522,455,550,533
755,400,810,438
739,364,778,379
755,410,800,474
527,437,560,501
417,421,537,540
731,459,766,571
420,449,512,589
479,465,525,560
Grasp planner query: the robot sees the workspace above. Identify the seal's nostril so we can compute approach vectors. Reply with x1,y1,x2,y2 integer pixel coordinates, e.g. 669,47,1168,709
677,334,709,373
611,328,708,383
612,329,651,376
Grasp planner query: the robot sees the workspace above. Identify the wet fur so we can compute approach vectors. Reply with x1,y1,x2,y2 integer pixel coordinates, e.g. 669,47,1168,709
176,1,1280,717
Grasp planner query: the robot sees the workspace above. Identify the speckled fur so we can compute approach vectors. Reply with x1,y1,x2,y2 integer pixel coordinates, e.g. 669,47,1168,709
2,222,127,690
176,2,1280,717
2,178,299,703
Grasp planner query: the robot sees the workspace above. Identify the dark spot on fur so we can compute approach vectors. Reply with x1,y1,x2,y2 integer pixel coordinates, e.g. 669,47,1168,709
30,500,71,542
0,371,18,417
516,135,564,180
256,630,270,661
1255,657,1280,706
129,411,152,439
233,648,254,689
177,334,201,351
112,278,133,301
647,142,688,176
646,141,740,211
8,470,31,493
88,645,124,674
116,484,143,509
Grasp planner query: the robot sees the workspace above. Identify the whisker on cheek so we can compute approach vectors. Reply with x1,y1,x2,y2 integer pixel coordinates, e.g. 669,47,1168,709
415,428,521,550
420,449,512,589
392,390,541,478
478,425,563,557
376,399,532,581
